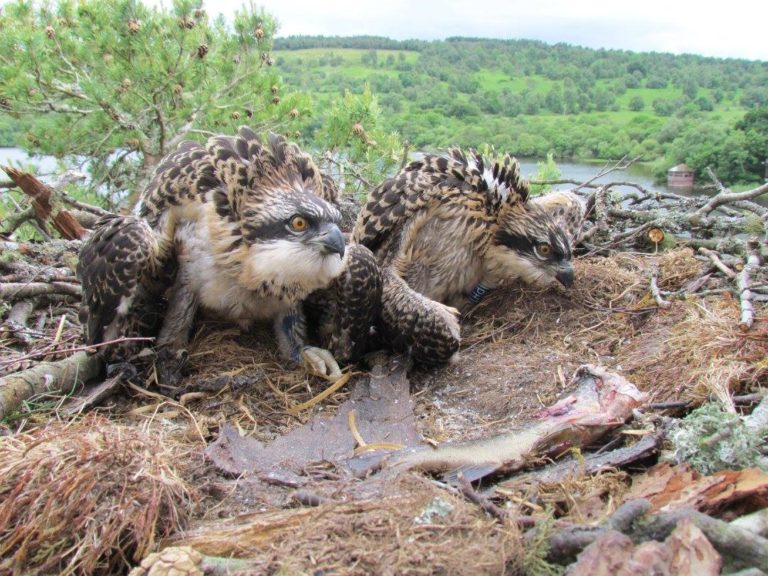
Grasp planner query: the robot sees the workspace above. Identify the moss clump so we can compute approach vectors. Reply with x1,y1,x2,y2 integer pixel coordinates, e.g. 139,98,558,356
670,402,768,475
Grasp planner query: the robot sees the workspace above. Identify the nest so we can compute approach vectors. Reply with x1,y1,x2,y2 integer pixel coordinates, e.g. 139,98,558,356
1,249,765,574
0,415,198,575
176,475,526,576
619,297,767,404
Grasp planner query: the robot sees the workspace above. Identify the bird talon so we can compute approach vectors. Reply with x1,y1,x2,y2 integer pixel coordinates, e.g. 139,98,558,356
300,346,342,381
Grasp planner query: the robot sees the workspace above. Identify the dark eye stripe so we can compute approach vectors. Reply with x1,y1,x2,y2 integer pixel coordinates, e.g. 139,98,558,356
495,230,533,254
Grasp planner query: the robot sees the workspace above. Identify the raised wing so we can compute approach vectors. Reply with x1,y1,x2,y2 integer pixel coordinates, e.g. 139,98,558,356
352,149,529,254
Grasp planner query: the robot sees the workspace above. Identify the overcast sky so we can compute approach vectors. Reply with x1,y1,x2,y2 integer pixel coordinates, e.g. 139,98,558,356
205,0,766,61
1,0,764,60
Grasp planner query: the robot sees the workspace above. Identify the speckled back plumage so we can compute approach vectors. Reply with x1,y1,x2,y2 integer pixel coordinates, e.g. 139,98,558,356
353,149,529,260
352,148,583,366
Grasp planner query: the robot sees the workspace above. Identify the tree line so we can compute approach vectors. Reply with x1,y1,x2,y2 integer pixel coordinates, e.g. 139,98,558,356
273,36,768,185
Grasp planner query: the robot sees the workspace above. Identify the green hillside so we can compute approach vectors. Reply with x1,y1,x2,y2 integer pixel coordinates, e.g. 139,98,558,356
273,36,768,183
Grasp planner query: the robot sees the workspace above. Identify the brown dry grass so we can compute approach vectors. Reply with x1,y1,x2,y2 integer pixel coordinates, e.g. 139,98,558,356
177,475,526,576
0,415,198,575
620,296,768,405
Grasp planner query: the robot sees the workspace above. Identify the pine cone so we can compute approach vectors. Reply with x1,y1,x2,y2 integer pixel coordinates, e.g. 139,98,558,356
271,84,279,95
0,96,11,111
127,19,141,34
289,107,300,119
254,26,264,39
196,43,209,59
128,546,203,576
230,111,241,120
352,123,365,136
45,25,55,39
271,96,280,105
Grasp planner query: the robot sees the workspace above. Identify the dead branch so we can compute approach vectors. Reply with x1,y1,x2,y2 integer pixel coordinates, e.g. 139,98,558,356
690,169,768,224
532,499,768,570
698,247,737,278
457,472,509,524
0,351,102,420
59,193,111,217
2,166,87,240
1,336,152,368
731,509,768,538
650,266,672,309
0,281,81,300
737,241,761,331
634,506,768,572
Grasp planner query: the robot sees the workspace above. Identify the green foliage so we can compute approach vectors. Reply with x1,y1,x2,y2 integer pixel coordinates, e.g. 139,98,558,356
628,95,645,111
0,115,19,146
670,402,768,475
271,36,762,168
660,107,768,184
0,0,305,209
312,84,401,197
736,107,768,177
529,153,561,195
523,511,563,576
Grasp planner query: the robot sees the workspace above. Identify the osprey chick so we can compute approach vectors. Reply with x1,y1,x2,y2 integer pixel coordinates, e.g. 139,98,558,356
78,128,364,381
352,149,584,365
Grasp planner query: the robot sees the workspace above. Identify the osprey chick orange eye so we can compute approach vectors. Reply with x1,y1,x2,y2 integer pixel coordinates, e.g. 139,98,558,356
536,243,552,258
290,215,308,231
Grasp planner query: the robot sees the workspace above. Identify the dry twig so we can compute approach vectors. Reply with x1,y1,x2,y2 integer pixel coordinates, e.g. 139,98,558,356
698,246,737,278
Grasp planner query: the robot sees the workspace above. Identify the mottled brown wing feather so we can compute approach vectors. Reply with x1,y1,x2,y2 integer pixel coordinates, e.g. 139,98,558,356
303,244,382,362
77,214,164,347
352,150,529,254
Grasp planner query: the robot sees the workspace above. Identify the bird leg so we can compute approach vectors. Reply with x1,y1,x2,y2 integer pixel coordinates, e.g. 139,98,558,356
379,269,461,366
154,273,199,386
275,306,342,380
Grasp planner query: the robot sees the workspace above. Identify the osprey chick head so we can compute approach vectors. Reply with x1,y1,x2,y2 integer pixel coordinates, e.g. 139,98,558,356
486,200,576,288
200,129,345,296
237,189,345,294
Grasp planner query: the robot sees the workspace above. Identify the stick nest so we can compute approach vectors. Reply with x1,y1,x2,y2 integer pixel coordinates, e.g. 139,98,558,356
0,415,197,575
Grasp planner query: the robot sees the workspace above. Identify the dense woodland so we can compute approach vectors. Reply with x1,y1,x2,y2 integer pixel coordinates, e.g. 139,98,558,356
271,35,768,185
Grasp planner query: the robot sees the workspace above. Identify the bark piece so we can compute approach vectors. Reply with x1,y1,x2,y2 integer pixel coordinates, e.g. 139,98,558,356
205,357,419,485
626,463,768,516
2,166,87,240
